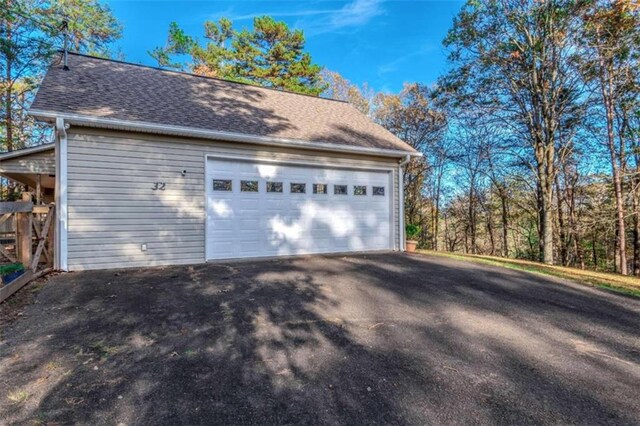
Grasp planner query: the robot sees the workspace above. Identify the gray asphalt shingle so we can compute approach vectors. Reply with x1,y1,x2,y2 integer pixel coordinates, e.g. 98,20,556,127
30,53,415,153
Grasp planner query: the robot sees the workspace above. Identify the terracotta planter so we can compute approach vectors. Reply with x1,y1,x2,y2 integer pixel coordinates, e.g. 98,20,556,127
405,240,418,253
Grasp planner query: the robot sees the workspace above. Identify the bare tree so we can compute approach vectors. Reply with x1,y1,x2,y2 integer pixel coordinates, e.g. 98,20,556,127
581,0,640,274
441,0,588,264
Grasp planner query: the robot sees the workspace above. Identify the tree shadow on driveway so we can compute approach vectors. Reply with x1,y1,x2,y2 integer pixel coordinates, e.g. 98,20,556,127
1,253,639,425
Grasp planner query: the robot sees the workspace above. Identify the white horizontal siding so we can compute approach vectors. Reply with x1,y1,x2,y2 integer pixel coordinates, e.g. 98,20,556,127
66,128,400,271
67,131,205,270
0,149,56,174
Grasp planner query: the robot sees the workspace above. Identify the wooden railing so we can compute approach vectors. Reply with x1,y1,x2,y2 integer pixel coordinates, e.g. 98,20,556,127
0,192,55,303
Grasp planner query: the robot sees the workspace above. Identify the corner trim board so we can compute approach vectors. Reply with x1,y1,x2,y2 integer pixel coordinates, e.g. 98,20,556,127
398,154,410,252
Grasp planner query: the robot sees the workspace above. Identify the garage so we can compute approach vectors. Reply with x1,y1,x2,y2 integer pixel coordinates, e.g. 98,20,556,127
206,157,393,260
24,53,418,271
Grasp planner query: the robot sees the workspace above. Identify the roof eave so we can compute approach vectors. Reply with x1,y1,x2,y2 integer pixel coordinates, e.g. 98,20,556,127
0,143,55,160
28,109,421,159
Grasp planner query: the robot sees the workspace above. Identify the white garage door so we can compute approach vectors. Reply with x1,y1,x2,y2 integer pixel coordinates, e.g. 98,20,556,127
206,158,393,260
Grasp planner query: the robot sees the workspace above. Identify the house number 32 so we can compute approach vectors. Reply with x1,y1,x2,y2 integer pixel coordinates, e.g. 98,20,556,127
152,182,166,191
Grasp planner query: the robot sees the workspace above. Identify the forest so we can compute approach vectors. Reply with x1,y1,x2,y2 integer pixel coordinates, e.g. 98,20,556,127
1,0,639,274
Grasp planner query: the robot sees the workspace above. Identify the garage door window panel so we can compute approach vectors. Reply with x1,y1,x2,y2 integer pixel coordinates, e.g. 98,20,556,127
313,184,328,194
291,183,306,194
213,179,232,191
354,185,367,196
267,182,283,193
241,180,259,192
334,185,348,195
373,186,385,196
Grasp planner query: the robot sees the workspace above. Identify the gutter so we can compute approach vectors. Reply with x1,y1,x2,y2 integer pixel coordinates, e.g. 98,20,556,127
55,117,68,271
55,116,68,140
29,109,423,159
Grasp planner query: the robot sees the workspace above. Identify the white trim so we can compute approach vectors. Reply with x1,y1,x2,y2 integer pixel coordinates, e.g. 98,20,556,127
398,155,410,252
205,250,395,265
0,143,55,160
55,117,68,271
29,109,421,159
388,170,396,250
203,153,210,262
205,152,396,172
203,152,395,262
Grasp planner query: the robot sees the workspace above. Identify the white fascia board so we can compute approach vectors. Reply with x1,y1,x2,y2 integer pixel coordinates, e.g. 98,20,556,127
0,143,55,160
28,109,422,160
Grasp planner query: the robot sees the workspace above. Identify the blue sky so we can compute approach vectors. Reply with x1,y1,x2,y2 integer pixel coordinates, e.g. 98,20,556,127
106,0,464,93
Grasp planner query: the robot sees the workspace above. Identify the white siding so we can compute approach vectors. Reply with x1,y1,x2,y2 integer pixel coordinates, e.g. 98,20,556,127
0,149,56,174
66,129,401,271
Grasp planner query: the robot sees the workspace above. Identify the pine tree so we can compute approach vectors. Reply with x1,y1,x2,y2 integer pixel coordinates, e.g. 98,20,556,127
151,16,326,96
1,0,121,152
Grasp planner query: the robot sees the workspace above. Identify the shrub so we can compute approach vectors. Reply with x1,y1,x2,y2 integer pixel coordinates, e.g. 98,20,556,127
405,224,422,240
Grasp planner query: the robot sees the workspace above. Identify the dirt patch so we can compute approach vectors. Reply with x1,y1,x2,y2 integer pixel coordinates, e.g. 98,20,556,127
0,273,56,339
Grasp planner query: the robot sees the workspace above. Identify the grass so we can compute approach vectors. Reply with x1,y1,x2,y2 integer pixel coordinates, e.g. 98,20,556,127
7,390,29,404
90,340,120,358
184,349,199,357
418,250,640,298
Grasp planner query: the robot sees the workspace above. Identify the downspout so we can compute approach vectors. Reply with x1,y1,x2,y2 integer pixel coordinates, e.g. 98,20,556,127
398,154,411,251
55,117,68,271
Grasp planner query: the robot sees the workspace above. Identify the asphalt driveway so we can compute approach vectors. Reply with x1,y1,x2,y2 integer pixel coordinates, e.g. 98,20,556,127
1,253,639,425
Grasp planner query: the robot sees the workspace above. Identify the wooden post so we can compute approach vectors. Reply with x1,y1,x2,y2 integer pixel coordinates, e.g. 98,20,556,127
47,204,55,267
36,174,42,205
16,192,32,267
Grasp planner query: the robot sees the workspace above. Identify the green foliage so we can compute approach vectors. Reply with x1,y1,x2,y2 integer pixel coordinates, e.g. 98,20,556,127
150,16,327,96
405,224,422,240
1,0,121,153
0,263,24,276
50,0,122,55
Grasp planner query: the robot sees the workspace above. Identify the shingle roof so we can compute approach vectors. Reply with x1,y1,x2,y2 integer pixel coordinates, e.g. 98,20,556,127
30,53,415,154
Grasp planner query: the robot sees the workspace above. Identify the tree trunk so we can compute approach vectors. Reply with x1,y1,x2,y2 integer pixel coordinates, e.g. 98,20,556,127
432,168,443,251
598,49,627,274
556,178,567,266
4,82,13,152
607,114,628,275
499,187,509,258
567,184,584,269
487,216,496,256
535,177,554,265
592,230,598,270
537,160,555,265
464,224,469,254
527,227,536,260
4,24,13,152
536,183,544,261
468,186,477,255
633,184,640,275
